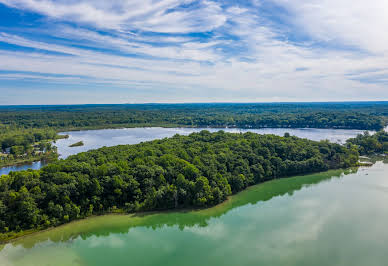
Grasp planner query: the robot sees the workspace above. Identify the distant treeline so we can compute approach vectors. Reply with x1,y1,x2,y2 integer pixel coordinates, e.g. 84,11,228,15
0,131,359,240
0,102,387,131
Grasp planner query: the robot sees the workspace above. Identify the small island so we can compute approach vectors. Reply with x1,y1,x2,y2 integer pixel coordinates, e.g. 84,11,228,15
69,141,84,147
3,130,387,242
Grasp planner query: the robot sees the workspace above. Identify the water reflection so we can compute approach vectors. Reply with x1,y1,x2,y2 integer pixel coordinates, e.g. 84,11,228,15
2,163,388,266
0,161,46,176
2,167,354,249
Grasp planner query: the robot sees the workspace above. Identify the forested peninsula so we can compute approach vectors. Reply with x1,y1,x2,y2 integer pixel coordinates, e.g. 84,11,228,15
0,103,387,242
0,130,363,242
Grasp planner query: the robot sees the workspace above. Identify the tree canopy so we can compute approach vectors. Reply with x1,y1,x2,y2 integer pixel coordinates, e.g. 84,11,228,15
0,102,386,131
347,131,388,155
0,131,360,241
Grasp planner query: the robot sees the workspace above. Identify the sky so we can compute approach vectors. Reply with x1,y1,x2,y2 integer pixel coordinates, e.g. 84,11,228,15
0,0,388,104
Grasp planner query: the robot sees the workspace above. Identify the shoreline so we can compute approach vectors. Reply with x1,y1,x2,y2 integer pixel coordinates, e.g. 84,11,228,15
0,166,360,245
1,125,374,171
55,124,382,134
0,153,58,170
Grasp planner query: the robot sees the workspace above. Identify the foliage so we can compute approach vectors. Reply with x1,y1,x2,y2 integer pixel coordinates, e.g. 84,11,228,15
0,129,59,167
0,131,359,237
0,129,57,152
347,131,388,155
69,141,84,147
0,102,386,131
0,102,385,167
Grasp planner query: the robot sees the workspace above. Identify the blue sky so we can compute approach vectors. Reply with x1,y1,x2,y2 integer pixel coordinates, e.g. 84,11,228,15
0,0,387,104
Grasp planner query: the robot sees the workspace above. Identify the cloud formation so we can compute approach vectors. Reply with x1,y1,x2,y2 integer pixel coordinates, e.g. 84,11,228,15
0,0,387,104
0,0,226,33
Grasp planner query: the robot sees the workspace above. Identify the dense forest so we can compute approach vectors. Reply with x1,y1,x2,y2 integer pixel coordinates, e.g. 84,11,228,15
0,131,360,241
4,168,351,247
347,131,388,155
1,102,387,131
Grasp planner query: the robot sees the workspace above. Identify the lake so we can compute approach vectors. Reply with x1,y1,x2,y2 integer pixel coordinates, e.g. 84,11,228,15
1,162,387,266
0,127,369,176
54,127,369,159
0,161,44,176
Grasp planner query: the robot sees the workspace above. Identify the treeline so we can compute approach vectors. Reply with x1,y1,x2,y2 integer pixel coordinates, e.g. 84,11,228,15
0,131,359,240
0,129,58,153
0,103,387,130
6,169,351,247
347,131,388,155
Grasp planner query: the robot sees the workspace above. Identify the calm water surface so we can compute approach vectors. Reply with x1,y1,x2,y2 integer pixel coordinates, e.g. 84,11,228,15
1,162,387,266
55,127,367,159
0,127,374,175
0,161,44,176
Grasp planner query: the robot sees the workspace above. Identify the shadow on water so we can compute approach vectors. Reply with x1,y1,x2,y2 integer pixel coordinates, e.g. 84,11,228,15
1,167,358,250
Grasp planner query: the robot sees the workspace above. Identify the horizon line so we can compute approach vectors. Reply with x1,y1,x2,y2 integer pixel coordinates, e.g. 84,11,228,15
1,100,388,107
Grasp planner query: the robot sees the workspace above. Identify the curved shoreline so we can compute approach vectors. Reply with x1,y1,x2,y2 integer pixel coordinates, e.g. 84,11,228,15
0,166,355,247
1,126,368,173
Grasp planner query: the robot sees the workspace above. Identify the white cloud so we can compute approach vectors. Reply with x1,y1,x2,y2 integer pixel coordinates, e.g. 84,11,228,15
0,0,387,103
88,235,125,248
184,222,227,239
271,0,388,54
0,0,226,33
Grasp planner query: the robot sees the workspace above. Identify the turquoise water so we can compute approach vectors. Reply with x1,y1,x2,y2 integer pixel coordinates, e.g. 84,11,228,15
1,162,387,266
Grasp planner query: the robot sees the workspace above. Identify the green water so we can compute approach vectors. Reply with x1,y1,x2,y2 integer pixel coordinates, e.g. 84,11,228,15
1,163,388,266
